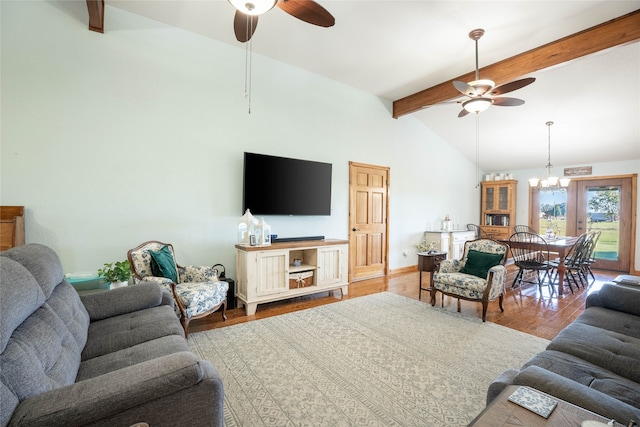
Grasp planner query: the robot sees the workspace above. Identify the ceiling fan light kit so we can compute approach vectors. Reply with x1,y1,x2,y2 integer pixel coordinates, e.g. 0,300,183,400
448,28,535,117
529,121,570,190
462,97,493,114
229,0,277,15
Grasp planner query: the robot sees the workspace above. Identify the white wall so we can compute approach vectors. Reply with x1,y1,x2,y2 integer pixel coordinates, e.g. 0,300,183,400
1,1,481,277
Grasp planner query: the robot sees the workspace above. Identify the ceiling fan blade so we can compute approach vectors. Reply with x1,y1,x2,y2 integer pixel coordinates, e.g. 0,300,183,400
234,10,258,42
489,77,536,96
492,97,525,107
276,0,335,27
458,108,470,118
453,80,476,97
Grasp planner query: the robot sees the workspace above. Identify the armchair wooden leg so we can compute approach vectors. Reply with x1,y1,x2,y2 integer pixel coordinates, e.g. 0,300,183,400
457,298,461,312
498,294,504,312
181,317,190,339
220,299,228,322
481,302,488,322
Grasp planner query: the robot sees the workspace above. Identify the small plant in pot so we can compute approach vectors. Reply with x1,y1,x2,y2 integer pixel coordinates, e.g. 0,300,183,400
98,260,131,289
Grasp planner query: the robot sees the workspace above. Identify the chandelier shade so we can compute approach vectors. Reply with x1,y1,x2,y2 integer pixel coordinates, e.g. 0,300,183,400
529,121,570,190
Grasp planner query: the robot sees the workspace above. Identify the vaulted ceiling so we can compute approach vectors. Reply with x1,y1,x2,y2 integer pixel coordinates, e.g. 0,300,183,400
87,1,639,172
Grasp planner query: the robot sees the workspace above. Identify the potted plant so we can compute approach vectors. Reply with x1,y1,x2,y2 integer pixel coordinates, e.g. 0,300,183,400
97,260,131,289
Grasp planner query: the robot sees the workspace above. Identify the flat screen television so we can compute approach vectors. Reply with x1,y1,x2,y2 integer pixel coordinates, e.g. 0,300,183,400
242,152,332,216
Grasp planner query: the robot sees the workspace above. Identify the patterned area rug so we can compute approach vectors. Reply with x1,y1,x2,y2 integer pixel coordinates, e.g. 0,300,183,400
188,292,548,426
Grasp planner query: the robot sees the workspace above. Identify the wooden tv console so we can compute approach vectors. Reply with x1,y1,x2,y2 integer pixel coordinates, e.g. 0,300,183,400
235,239,349,316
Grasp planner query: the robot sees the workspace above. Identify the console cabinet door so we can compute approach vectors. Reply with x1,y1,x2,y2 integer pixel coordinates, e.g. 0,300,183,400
255,250,288,296
316,245,347,286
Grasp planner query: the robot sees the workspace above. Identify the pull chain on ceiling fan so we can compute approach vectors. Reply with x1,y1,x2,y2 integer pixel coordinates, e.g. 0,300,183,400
229,0,335,113
453,29,536,118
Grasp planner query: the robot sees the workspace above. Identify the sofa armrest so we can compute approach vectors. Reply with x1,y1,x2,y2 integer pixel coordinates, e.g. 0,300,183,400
486,368,519,405
512,365,640,425
80,282,166,321
586,282,640,316
8,352,222,427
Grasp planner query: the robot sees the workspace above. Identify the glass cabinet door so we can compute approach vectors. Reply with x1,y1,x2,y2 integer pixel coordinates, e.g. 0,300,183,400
498,186,509,210
484,187,495,210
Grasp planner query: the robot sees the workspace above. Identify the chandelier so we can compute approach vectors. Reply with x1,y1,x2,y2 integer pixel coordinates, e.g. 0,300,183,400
528,121,570,190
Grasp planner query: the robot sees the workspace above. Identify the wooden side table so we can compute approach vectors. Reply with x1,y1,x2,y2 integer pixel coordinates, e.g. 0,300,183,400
417,251,447,301
469,385,624,426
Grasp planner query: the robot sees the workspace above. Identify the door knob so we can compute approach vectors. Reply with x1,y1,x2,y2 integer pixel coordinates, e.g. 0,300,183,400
352,228,360,232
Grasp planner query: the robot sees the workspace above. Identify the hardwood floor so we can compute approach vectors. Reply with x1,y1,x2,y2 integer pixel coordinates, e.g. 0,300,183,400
189,265,619,341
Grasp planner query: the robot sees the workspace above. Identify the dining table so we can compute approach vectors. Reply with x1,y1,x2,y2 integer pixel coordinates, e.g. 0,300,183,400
499,236,578,296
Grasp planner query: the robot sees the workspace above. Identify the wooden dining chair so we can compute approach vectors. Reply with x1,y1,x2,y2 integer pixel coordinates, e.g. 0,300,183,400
548,232,591,294
514,225,537,234
509,232,554,296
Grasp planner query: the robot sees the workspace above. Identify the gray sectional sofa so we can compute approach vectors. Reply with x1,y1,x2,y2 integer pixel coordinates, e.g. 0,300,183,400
488,282,640,424
1,244,223,427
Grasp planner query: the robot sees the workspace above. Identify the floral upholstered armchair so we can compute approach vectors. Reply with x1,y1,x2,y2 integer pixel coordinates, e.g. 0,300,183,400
431,238,508,322
127,241,227,337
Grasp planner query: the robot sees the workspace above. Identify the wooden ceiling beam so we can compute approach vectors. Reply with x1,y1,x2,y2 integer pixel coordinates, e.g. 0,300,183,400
86,0,105,33
392,9,640,119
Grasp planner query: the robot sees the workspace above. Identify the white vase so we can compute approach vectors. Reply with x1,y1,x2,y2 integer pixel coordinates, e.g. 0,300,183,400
109,281,128,290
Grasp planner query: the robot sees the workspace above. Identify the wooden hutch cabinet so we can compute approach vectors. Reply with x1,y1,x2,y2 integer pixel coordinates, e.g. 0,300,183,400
480,180,517,240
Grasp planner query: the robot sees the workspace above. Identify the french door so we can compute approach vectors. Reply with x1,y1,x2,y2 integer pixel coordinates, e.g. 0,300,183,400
530,175,635,272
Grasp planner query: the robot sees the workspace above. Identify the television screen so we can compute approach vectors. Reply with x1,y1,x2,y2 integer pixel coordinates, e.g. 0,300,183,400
243,152,332,216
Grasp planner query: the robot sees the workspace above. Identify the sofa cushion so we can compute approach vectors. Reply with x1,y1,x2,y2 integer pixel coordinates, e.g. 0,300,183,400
523,350,640,409
10,352,218,427
1,283,89,402
575,306,640,339
80,282,167,322
547,321,640,384
77,335,191,381
0,243,64,299
586,283,640,317
82,305,184,360
513,365,640,423
0,257,45,352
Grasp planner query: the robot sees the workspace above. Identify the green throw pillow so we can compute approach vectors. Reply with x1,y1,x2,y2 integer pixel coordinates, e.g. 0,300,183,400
460,249,504,279
148,245,179,283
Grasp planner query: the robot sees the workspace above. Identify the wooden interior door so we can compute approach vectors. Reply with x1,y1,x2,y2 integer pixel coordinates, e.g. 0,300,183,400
349,162,389,281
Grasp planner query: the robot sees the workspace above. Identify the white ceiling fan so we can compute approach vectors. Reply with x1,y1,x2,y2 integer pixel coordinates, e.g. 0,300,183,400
453,29,536,118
